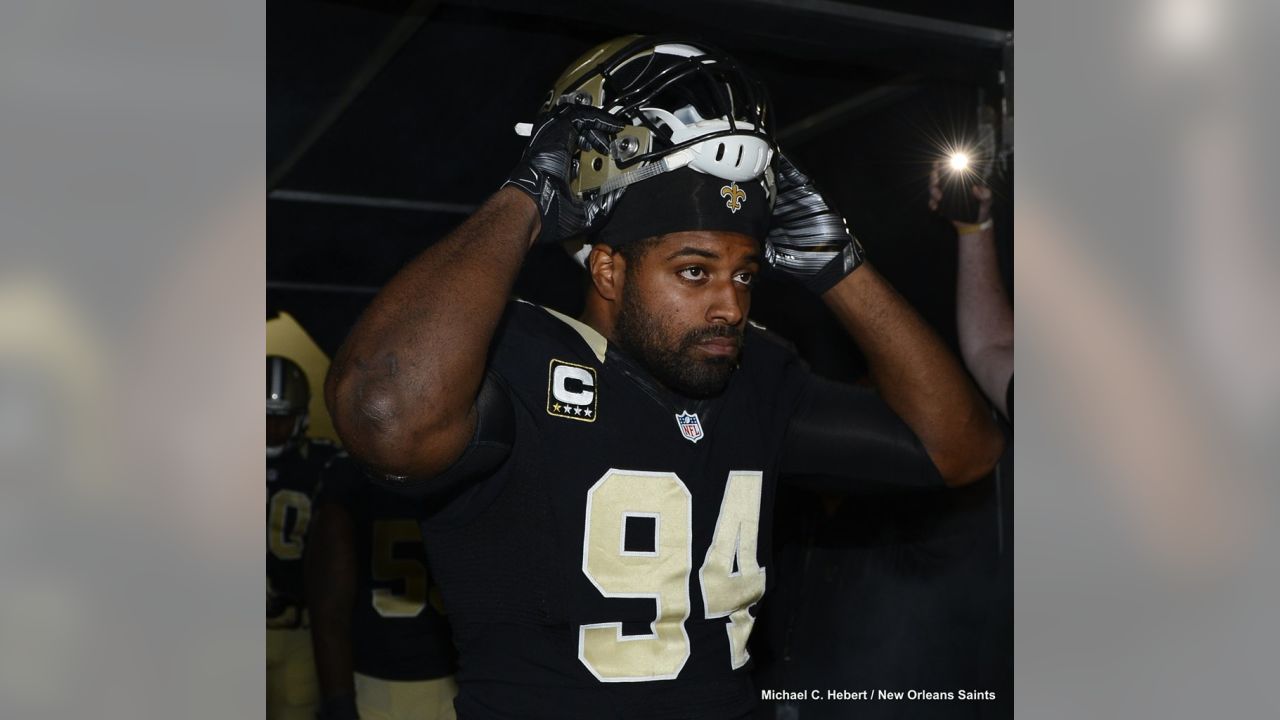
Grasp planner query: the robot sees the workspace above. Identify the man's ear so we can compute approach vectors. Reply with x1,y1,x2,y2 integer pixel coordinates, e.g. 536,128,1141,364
588,245,623,302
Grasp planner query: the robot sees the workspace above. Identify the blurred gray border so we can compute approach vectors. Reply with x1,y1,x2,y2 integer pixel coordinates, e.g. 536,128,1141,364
2,0,1277,717
1018,0,1279,716
1,1,262,718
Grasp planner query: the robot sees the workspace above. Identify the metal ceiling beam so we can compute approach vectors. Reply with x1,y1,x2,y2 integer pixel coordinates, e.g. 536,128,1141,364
736,0,1010,47
777,75,922,147
447,0,1009,48
267,0,439,191
274,73,922,213
270,188,479,215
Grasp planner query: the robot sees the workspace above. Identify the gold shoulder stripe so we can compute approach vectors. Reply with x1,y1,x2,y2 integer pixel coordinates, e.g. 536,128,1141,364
540,305,608,363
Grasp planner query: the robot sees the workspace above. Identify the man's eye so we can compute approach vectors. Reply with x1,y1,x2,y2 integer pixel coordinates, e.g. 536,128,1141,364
734,272,755,287
678,267,706,280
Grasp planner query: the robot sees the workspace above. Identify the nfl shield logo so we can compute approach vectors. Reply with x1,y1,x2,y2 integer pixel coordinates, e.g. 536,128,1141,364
675,411,704,444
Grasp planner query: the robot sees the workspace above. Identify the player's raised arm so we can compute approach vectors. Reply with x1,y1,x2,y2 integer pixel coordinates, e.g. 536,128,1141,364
766,153,1003,486
325,106,623,478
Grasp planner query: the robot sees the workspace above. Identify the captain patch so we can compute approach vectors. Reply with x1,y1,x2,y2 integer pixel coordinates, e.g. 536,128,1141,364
547,359,598,422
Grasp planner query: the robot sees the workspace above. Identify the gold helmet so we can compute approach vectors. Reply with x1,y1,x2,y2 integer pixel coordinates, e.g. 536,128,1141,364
519,35,776,204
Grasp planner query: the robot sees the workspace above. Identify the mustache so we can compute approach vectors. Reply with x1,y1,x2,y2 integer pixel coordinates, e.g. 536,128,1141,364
682,325,744,347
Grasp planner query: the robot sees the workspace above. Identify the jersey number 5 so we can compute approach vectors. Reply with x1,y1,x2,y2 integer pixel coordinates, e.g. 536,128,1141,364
579,469,765,682
371,519,428,618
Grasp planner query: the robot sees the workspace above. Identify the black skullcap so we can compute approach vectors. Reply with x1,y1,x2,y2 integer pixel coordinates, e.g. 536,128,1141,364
592,167,771,249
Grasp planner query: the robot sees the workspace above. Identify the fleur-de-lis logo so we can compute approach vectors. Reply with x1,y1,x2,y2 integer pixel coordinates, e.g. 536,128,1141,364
719,182,747,214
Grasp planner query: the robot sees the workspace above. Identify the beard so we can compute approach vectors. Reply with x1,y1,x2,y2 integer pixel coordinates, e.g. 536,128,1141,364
613,283,743,398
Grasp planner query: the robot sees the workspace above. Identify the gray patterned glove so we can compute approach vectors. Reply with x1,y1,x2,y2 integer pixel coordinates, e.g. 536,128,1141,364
764,153,866,294
502,104,625,245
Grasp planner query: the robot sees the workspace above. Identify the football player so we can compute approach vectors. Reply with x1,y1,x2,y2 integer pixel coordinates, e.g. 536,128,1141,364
267,354,339,719
326,36,1004,719
307,454,459,720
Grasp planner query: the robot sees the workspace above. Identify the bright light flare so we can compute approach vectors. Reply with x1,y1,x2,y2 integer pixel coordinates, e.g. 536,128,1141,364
949,153,970,171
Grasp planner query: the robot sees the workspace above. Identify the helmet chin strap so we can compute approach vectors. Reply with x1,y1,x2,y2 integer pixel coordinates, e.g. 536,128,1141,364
598,148,693,194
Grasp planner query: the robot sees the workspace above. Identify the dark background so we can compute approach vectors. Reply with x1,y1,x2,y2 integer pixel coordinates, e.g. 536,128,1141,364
268,1,1013,717
267,0,1013,372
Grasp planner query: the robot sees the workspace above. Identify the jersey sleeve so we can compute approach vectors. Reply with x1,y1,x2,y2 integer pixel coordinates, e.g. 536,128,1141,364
740,322,818,446
316,452,365,509
779,376,946,491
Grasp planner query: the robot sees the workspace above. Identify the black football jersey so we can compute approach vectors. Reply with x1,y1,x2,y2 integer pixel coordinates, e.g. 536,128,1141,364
420,301,813,719
320,457,457,681
267,439,339,628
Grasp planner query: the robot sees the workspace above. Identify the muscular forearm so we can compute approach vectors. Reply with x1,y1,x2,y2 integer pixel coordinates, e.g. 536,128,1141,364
326,187,539,476
822,264,1003,485
306,504,359,700
956,223,1014,416
310,607,356,701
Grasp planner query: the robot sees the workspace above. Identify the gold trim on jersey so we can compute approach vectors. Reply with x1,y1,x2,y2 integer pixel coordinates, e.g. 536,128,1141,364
539,305,608,363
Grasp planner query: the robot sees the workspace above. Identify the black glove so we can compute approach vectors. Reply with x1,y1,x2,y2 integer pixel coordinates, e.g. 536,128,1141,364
502,103,625,245
764,153,866,294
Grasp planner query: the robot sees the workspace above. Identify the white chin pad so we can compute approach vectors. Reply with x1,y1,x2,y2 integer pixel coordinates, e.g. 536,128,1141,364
685,133,773,181
643,109,773,182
